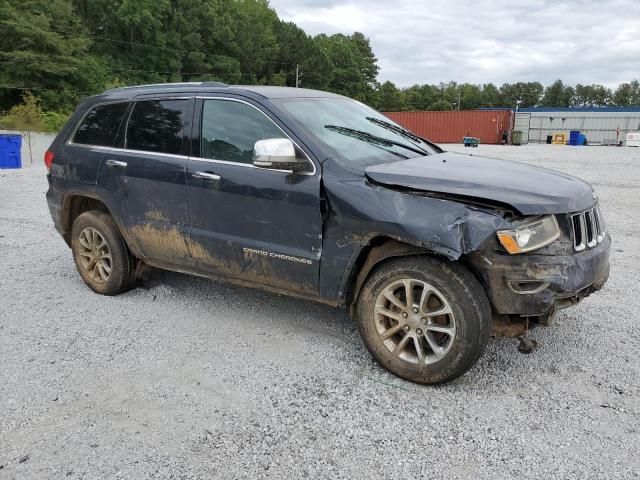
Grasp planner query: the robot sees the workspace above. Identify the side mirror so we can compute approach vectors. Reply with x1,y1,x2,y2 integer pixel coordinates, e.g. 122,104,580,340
252,138,304,172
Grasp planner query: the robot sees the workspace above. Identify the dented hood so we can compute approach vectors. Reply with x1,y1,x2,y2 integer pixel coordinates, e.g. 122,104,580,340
364,152,595,215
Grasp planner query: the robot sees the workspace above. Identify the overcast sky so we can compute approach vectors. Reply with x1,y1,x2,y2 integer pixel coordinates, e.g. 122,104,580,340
270,0,640,88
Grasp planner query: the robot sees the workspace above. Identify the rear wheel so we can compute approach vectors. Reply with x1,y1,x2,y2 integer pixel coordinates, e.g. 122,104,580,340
71,210,135,295
355,256,490,384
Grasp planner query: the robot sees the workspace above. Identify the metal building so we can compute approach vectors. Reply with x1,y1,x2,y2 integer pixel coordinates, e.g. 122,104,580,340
515,107,640,145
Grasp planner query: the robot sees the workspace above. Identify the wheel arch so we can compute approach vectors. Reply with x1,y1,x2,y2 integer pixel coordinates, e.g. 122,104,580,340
345,237,454,316
60,194,131,250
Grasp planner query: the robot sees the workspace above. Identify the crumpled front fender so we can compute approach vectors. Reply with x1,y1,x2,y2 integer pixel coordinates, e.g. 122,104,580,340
318,161,511,302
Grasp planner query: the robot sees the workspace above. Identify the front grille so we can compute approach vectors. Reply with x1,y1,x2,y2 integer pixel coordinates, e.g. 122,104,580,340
571,206,606,251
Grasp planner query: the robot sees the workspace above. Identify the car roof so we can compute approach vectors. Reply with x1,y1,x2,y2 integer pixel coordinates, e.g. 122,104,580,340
94,82,344,102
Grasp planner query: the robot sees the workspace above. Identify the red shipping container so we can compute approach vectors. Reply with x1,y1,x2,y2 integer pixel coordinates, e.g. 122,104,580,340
383,110,513,144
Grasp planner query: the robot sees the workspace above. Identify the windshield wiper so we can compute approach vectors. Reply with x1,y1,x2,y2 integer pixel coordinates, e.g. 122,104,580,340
366,117,442,154
324,125,409,159
366,117,424,143
324,125,428,157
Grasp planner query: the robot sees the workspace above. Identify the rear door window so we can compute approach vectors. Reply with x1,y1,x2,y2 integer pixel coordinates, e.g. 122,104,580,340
126,99,189,155
72,102,129,147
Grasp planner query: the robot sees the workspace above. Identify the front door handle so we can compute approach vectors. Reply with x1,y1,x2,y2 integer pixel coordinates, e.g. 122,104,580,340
192,171,221,181
105,159,128,168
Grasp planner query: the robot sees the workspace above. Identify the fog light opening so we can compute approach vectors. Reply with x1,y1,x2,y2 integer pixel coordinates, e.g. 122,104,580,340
508,280,550,295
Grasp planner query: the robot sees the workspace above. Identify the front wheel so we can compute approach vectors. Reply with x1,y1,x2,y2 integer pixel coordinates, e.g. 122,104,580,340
355,257,491,384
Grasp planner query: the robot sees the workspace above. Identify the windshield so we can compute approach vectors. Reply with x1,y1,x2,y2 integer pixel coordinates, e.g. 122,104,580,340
272,97,439,171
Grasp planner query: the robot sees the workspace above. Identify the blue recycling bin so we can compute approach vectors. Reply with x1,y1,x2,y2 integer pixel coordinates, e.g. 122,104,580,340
0,134,22,168
569,130,580,146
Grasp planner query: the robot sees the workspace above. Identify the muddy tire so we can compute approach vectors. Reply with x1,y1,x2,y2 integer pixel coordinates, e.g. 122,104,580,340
355,256,490,385
71,210,135,295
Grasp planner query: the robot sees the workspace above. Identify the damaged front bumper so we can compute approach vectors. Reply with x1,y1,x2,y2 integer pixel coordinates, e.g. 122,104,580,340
469,235,611,320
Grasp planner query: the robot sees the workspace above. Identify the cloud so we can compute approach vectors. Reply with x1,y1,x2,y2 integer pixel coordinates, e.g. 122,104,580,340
270,0,640,88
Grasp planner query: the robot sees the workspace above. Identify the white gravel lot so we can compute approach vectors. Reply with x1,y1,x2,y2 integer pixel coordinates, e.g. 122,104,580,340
1,144,639,479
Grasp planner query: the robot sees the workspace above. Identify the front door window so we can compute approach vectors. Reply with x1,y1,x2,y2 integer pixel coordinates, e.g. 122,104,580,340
200,99,286,164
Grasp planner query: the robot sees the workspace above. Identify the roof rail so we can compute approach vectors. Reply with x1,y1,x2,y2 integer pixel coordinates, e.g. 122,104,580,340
105,81,227,93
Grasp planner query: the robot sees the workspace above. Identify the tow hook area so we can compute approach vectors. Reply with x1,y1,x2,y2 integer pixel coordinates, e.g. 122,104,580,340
491,314,529,337
517,335,538,354
491,314,541,354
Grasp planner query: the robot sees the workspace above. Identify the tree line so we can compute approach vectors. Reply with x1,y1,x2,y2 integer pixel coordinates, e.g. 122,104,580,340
377,79,640,111
1,0,639,127
0,0,378,115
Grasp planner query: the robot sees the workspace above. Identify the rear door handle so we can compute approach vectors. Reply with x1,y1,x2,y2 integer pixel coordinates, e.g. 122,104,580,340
105,159,128,168
192,171,221,181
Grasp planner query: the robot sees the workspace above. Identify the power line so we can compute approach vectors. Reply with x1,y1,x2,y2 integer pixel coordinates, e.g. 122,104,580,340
0,19,294,69
0,70,296,96
0,58,294,78
0,84,93,96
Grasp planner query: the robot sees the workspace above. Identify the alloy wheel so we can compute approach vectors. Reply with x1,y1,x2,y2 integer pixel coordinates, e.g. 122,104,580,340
77,227,113,283
374,278,457,365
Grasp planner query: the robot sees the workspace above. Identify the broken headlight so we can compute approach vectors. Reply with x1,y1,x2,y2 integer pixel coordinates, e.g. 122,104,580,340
497,215,560,254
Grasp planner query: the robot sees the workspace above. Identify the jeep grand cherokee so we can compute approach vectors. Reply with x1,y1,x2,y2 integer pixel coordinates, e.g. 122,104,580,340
45,83,610,384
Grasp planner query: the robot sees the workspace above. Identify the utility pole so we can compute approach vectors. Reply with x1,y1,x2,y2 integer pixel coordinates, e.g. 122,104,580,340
457,90,461,111
295,64,299,88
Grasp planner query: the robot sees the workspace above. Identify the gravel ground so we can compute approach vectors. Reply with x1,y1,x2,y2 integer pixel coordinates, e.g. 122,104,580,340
1,144,639,479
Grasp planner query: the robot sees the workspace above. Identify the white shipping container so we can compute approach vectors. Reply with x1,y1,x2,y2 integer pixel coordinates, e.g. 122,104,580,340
513,113,531,144
626,132,640,147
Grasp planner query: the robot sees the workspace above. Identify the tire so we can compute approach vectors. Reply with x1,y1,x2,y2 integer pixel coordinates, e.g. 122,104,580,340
355,256,491,385
71,210,135,295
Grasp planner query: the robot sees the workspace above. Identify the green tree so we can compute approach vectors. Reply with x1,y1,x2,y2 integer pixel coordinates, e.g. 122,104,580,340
0,0,96,111
573,84,612,107
273,21,332,89
540,80,575,107
377,81,403,111
402,85,423,110
459,83,483,109
228,0,279,84
348,32,379,104
1,92,45,164
439,82,459,107
314,32,379,102
404,84,438,110
499,82,543,108
480,83,501,107
590,84,613,106
613,80,640,106
41,111,70,132
428,100,454,111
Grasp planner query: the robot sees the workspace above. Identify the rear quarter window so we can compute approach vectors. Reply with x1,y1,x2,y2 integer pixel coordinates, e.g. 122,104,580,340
72,102,129,147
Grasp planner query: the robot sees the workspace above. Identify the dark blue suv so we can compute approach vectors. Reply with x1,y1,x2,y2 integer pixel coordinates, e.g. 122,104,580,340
46,83,610,384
